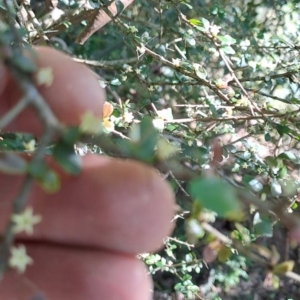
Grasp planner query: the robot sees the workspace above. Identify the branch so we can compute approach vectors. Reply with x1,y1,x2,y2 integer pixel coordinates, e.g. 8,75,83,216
76,0,134,44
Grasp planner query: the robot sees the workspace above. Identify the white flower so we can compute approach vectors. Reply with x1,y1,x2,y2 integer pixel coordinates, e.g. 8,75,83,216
137,45,146,55
264,124,272,132
9,245,33,274
209,25,221,37
172,58,181,67
242,162,248,169
123,111,134,123
35,67,53,87
148,85,155,92
123,65,133,73
11,207,42,235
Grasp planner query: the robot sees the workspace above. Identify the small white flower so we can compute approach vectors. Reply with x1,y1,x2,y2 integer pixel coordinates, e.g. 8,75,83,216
209,24,221,37
35,67,53,87
121,74,127,81
11,207,42,235
9,245,33,274
135,68,141,75
172,58,181,67
123,65,133,73
242,162,248,169
264,124,272,132
148,85,155,92
123,111,134,123
248,126,256,133
137,45,146,55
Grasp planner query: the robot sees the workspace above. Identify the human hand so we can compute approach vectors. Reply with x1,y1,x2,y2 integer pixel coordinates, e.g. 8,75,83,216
0,47,175,300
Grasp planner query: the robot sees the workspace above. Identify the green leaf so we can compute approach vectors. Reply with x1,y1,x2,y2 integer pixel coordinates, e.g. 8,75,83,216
276,124,290,136
193,63,207,79
253,213,273,237
201,18,210,30
119,117,158,163
243,175,263,192
221,46,235,54
189,19,201,26
62,127,81,144
264,156,278,167
217,34,237,45
53,142,81,175
180,2,192,9
11,55,37,73
278,151,300,164
28,162,60,193
115,0,125,15
264,132,271,141
188,177,242,218
278,166,287,178
110,78,121,86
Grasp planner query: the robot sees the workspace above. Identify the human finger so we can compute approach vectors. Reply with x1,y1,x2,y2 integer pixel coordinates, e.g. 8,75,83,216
0,46,105,134
0,155,175,254
0,243,152,300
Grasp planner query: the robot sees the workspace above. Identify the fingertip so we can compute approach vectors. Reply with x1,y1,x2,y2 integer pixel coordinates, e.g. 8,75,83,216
25,155,176,254
34,46,106,125
1,46,106,134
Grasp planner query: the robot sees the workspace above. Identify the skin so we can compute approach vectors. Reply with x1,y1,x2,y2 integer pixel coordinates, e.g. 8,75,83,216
0,47,175,300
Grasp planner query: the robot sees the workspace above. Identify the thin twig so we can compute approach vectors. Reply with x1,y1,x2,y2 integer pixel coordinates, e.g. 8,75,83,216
0,97,29,130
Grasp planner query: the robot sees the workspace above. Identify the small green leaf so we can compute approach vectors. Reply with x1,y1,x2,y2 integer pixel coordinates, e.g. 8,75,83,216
110,78,121,86
217,34,237,45
62,127,81,144
278,166,287,178
253,213,273,237
53,142,81,175
193,63,207,79
201,18,210,30
264,132,271,141
276,124,290,136
189,19,201,26
264,156,278,167
12,55,37,73
181,2,192,9
115,0,125,15
188,177,242,218
221,46,235,54
28,162,60,193
278,151,300,164
119,117,158,163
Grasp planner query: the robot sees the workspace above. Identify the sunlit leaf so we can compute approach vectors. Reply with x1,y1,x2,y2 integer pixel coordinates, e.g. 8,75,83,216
217,34,237,45
272,260,295,275
188,177,242,218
